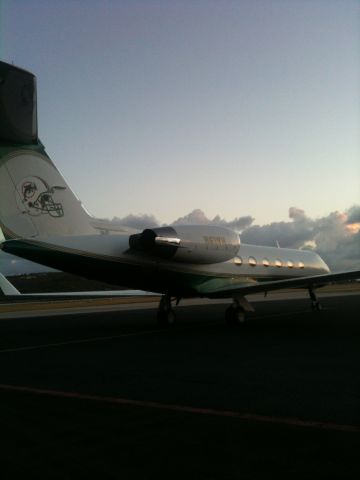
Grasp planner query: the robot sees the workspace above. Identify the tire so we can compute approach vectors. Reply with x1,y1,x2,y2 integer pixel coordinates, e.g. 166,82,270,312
157,309,176,327
225,305,245,326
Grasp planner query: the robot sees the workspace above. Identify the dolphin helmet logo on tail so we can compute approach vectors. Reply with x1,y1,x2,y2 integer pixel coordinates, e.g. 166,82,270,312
16,176,64,218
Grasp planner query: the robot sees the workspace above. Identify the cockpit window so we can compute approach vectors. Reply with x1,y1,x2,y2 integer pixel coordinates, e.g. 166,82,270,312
298,261,305,269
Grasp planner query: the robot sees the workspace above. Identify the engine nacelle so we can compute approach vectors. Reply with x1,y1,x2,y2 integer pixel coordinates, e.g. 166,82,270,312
129,225,240,264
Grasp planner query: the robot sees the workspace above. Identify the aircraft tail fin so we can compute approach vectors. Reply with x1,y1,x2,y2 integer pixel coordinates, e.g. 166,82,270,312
0,61,96,239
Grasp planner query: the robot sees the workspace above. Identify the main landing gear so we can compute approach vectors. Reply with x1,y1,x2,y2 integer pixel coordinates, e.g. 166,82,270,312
157,294,255,327
225,296,254,326
157,294,177,326
308,287,322,311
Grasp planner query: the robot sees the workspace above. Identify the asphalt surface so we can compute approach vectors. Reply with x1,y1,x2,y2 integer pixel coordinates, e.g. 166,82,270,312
0,294,359,478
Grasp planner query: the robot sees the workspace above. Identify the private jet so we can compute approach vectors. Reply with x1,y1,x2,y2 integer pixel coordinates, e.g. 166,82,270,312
0,60,358,325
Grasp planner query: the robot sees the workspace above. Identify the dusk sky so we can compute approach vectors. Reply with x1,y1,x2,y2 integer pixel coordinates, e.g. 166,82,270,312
0,1,359,275
1,0,359,224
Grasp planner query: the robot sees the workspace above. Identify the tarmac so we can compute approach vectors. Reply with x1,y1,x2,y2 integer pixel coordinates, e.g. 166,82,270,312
0,292,359,479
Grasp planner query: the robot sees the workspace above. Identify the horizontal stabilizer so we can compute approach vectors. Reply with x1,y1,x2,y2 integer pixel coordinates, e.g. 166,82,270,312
0,272,20,295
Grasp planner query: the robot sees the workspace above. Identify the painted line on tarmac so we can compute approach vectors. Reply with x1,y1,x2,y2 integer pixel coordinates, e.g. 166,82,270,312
0,306,335,355
0,329,164,353
0,308,330,354
0,383,359,433
0,302,160,320
0,322,218,354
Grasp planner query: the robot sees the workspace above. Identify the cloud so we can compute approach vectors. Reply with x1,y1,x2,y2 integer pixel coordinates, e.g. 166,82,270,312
289,207,306,221
346,205,360,224
171,209,210,226
241,205,360,271
110,213,160,230
241,207,314,248
172,208,254,231
110,208,254,232
318,231,360,272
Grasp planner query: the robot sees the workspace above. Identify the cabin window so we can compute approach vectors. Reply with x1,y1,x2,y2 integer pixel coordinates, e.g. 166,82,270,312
249,256,257,267
298,261,305,269
234,256,242,266
287,261,294,268
263,258,270,267
275,259,282,267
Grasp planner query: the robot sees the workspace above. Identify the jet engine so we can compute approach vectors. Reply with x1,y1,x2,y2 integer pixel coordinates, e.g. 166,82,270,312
129,225,240,264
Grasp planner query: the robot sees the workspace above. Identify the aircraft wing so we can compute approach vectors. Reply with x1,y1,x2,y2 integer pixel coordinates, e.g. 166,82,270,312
197,270,360,298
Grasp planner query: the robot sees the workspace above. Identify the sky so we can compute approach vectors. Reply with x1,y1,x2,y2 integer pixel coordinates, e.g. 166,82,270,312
0,0,359,275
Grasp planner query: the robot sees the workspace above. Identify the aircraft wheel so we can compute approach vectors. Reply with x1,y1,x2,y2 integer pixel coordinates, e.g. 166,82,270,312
157,309,176,327
225,306,246,326
311,301,322,311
